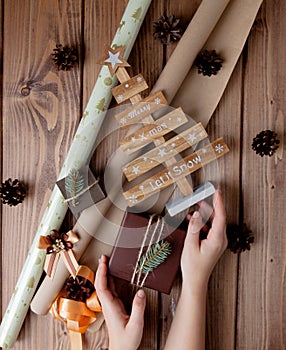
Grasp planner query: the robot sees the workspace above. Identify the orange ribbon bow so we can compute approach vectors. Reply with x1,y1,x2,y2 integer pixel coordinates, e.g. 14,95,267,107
38,229,79,279
50,265,102,350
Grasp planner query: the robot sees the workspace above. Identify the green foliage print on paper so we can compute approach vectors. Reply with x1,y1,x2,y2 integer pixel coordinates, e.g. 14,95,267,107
3,335,12,348
65,168,85,207
112,44,119,50
96,98,106,111
132,7,142,21
104,77,113,86
119,20,126,30
26,276,35,289
136,240,172,275
82,110,89,119
35,257,42,265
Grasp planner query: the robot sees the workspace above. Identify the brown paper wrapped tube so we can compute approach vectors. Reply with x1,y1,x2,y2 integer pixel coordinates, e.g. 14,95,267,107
30,198,113,315
151,0,231,103
172,0,263,126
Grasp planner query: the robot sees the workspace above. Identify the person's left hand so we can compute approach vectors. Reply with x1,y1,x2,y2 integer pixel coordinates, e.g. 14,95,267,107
95,255,146,350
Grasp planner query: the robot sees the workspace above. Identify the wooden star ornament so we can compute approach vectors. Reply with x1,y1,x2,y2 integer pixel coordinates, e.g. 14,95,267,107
100,45,130,76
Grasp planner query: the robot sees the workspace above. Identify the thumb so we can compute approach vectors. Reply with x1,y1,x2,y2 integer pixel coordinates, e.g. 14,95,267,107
128,289,146,330
186,211,203,249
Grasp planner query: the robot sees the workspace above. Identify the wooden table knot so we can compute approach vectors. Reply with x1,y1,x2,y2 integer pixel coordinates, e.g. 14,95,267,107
20,84,31,96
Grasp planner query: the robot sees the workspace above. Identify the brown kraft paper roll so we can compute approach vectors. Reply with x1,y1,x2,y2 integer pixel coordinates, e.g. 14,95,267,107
151,0,231,102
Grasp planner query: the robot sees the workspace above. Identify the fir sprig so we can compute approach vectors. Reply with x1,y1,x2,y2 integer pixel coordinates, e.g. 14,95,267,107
136,240,172,275
65,169,85,207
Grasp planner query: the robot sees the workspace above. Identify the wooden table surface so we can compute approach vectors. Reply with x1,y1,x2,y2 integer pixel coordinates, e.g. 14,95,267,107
1,1,285,349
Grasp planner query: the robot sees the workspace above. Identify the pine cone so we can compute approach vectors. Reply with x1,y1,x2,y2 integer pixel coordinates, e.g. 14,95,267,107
195,49,223,76
64,275,95,302
153,14,184,45
51,44,78,71
0,178,26,206
227,223,254,254
251,130,280,157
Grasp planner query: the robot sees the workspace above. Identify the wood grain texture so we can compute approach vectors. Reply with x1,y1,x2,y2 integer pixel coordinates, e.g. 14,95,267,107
123,122,207,181
120,107,187,153
115,91,168,127
158,2,203,346
2,0,82,349
112,73,148,103
0,0,3,326
237,1,286,348
123,138,229,206
1,1,285,350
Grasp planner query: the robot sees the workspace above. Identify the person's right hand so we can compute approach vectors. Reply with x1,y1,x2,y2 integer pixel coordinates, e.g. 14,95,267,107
180,189,228,294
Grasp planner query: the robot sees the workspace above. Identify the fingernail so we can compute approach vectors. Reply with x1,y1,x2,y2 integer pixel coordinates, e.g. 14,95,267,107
137,289,145,298
192,211,200,218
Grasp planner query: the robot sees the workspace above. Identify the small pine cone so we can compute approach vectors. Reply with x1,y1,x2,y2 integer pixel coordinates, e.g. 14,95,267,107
227,223,254,254
0,178,26,206
51,44,78,71
64,275,95,302
251,130,280,157
195,49,223,76
153,14,184,45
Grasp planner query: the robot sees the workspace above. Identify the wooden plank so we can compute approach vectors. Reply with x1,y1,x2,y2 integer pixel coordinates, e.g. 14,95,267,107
82,1,128,349
237,2,286,349
119,0,166,348
120,107,188,154
1,0,83,349
115,91,168,127
124,138,229,206
203,60,242,350
112,73,148,103
159,0,207,347
82,1,164,349
0,0,3,323
123,122,207,181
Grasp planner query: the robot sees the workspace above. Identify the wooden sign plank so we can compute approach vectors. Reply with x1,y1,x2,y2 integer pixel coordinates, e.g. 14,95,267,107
123,122,208,181
119,107,188,154
123,138,229,206
115,91,168,127
111,74,148,103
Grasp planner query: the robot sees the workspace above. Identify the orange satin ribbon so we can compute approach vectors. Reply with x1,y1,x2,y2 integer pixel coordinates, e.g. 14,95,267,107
38,230,79,279
50,266,102,350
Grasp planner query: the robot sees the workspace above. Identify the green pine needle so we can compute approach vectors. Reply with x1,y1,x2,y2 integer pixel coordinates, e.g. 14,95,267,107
136,240,172,275
65,168,85,206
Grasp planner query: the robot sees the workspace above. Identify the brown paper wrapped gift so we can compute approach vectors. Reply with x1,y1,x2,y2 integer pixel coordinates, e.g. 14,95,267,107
109,212,186,294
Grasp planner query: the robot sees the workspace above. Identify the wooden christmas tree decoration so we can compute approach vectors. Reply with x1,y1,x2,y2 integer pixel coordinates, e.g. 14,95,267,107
102,46,229,216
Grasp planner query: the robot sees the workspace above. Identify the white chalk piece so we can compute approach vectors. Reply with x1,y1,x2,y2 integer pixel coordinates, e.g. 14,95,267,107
166,181,216,217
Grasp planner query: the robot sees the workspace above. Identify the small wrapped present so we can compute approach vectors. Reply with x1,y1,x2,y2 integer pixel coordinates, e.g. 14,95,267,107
109,212,186,294
57,166,105,218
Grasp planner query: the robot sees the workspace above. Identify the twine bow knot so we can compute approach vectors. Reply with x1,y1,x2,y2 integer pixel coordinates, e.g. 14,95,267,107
38,229,79,279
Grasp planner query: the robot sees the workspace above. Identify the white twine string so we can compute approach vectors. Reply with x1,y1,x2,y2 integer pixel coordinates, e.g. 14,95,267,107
130,214,165,288
130,214,156,285
64,179,99,203
138,218,165,288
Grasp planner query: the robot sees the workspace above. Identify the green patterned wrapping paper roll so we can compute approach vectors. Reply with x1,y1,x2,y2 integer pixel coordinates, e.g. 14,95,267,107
0,1,152,348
